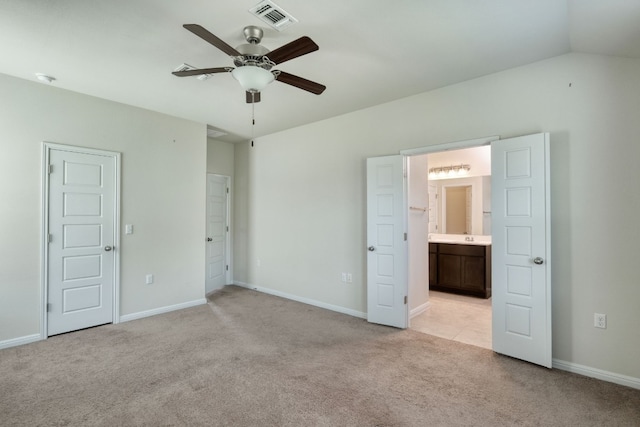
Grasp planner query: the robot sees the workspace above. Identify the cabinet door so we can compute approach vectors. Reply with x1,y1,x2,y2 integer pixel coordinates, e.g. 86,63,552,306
461,255,485,291
429,252,437,286
438,254,461,288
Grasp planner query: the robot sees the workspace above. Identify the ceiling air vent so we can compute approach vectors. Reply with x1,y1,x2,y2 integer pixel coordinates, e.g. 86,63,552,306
174,63,214,81
207,126,228,139
249,0,298,31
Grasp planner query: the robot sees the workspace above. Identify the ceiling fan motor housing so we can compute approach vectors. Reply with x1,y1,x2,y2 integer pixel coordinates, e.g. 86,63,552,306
243,26,263,44
234,26,272,69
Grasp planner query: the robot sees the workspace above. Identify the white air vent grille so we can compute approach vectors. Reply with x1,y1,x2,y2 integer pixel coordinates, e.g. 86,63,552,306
174,63,193,73
174,63,214,81
249,0,298,31
207,126,228,139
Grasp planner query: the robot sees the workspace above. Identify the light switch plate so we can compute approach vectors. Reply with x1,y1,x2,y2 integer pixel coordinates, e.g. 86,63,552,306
125,224,133,235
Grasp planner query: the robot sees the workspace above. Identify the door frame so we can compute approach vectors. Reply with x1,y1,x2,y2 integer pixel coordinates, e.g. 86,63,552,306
400,136,498,324
206,173,232,290
40,142,121,339
400,134,552,366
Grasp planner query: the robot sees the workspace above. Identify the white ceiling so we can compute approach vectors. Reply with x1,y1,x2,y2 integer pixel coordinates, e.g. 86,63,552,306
1,0,639,142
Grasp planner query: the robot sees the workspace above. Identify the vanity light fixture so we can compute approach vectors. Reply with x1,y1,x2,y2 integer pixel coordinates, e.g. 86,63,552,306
428,164,471,178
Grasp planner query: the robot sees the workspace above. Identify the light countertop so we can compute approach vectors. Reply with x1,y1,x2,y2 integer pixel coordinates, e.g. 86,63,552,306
428,234,492,246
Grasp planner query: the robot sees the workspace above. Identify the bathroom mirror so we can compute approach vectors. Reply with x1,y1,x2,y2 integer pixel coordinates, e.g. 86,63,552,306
433,176,491,235
444,185,471,234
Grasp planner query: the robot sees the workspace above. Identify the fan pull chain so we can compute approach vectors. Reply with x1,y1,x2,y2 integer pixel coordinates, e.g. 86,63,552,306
251,93,255,147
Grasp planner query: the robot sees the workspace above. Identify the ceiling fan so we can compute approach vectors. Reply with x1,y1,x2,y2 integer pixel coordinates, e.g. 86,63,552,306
173,24,326,103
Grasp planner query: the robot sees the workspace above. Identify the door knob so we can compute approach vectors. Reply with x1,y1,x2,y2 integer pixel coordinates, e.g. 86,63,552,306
368,246,375,252
533,257,544,265
104,246,113,252
207,237,213,242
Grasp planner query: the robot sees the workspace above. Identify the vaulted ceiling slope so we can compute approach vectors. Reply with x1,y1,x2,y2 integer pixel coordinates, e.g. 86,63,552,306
1,0,639,142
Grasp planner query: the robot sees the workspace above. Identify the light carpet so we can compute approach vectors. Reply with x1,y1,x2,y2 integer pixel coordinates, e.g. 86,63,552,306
1,285,639,426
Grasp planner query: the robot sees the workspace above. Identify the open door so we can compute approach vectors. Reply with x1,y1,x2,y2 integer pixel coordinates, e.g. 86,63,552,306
366,155,408,328
205,174,230,294
491,133,551,367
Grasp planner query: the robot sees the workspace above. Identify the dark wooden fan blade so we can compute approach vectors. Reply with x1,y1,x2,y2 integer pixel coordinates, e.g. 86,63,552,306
183,24,241,57
172,67,230,77
275,71,326,95
246,91,261,103
267,36,319,64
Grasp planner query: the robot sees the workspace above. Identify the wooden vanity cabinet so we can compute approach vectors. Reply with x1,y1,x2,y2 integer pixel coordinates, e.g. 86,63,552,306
429,243,437,286
428,242,491,298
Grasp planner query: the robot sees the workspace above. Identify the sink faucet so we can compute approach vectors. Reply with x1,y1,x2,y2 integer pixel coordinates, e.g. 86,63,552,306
465,236,474,242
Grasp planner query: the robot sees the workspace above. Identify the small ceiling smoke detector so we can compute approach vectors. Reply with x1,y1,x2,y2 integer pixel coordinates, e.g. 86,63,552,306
249,0,298,31
35,73,55,83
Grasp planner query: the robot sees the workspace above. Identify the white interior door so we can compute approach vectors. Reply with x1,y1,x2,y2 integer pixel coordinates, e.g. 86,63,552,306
491,133,551,368
205,174,229,294
366,155,408,328
47,147,117,336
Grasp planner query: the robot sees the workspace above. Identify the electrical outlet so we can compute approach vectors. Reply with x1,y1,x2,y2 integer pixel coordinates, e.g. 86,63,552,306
594,313,607,329
145,274,153,285
341,272,347,282
346,273,353,283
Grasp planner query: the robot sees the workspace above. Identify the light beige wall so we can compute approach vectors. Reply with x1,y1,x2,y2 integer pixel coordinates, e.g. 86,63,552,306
0,73,206,342
237,53,640,379
207,138,234,177
233,142,250,284
408,154,430,313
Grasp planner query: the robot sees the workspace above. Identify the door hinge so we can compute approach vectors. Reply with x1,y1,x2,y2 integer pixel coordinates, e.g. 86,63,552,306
226,226,229,232
48,164,53,174
48,234,52,243
226,265,229,271
404,232,407,241
47,303,51,312
226,187,229,194
404,296,408,305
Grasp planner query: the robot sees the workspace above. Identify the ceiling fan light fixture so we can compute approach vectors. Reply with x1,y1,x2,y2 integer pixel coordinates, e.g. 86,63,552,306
231,66,274,92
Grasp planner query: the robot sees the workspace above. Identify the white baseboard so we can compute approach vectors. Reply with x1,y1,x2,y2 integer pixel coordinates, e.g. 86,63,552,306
119,298,207,323
234,282,366,319
0,333,42,350
553,358,640,390
410,301,430,318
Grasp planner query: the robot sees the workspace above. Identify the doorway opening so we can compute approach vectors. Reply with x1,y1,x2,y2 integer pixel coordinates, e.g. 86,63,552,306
368,133,551,367
406,145,492,349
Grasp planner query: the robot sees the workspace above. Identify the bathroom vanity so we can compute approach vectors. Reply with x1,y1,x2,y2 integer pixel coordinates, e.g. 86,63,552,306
429,235,491,298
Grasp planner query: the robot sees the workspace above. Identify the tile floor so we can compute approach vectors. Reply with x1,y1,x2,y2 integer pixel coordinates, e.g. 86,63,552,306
410,290,492,349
